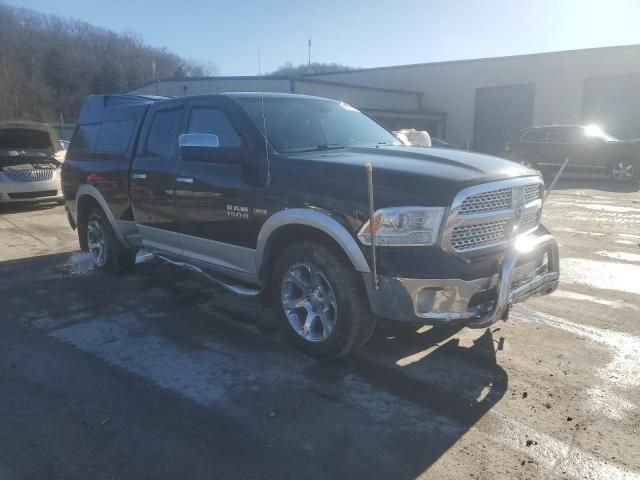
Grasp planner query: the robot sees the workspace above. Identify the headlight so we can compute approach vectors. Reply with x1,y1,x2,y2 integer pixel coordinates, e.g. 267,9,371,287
357,206,445,246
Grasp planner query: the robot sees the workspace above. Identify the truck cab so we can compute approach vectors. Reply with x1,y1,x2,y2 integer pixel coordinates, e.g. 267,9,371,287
62,93,559,359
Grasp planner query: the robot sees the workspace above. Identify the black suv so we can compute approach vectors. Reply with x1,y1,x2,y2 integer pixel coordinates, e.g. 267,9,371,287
61,93,559,359
506,124,639,183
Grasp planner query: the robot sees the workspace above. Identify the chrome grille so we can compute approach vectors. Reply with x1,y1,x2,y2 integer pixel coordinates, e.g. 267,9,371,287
451,220,508,251
445,179,544,253
524,184,542,204
2,169,54,183
518,210,539,233
459,187,512,215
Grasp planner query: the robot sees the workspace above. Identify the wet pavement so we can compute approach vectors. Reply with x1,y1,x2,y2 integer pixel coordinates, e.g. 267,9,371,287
0,178,639,479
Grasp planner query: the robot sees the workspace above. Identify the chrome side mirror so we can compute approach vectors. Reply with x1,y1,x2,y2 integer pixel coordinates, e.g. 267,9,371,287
178,133,221,161
179,133,220,148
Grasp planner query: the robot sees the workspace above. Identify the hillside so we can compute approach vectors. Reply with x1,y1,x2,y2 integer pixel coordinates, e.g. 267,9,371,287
0,3,215,123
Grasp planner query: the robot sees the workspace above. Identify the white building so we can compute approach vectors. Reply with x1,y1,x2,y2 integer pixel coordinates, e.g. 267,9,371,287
129,44,640,154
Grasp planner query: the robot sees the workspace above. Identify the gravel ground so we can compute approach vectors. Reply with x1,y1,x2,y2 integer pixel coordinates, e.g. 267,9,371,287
0,177,638,480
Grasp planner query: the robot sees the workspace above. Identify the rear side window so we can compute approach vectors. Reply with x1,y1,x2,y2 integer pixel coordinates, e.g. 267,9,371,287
547,128,576,144
521,129,547,143
73,125,100,151
187,108,242,147
95,120,135,153
146,108,183,156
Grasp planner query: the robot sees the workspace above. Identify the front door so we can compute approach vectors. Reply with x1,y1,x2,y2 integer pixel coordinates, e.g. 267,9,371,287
175,98,260,280
564,127,606,170
130,102,186,255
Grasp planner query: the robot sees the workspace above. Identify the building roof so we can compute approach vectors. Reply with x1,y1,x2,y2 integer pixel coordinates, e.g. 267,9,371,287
304,43,640,77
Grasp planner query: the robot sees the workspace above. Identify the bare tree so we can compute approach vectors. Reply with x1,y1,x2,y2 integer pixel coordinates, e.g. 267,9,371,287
270,61,355,76
0,3,218,122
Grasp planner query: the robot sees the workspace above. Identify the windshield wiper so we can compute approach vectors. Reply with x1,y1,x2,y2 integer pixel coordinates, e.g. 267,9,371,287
285,144,346,153
315,143,345,151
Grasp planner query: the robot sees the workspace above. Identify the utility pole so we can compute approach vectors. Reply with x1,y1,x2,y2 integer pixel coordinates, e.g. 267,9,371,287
307,39,312,74
152,59,158,95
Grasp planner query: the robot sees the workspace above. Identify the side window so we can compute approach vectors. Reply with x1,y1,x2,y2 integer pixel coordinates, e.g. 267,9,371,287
187,107,242,148
564,127,587,144
521,129,547,143
95,120,135,153
72,124,100,151
146,108,183,156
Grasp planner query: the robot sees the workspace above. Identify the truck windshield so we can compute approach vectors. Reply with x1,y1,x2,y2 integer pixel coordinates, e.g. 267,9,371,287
237,97,401,153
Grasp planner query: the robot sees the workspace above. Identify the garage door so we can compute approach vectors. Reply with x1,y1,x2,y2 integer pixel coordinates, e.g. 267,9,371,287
583,73,640,140
473,83,535,155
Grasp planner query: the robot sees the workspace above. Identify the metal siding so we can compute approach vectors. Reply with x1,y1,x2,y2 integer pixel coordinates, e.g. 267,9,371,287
292,80,420,111
128,79,292,96
582,73,640,139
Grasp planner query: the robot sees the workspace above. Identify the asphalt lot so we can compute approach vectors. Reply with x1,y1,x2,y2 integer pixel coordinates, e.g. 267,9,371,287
1,177,639,480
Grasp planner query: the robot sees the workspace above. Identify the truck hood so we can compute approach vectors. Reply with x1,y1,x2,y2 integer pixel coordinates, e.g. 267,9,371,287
282,145,539,208
0,121,60,153
337,145,533,183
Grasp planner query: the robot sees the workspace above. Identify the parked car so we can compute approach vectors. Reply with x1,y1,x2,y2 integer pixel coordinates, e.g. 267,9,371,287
0,121,65,204
505,124,639,183
431,137,456,149
393,128,432,147
62,93,559,359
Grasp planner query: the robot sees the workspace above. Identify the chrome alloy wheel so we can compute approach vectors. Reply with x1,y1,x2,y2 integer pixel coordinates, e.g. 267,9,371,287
87,219,108,267
611,161,635,182
281,262,338,342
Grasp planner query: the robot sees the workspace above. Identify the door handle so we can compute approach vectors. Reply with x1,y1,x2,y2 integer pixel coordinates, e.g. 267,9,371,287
176,177,194,184
131,173,147,180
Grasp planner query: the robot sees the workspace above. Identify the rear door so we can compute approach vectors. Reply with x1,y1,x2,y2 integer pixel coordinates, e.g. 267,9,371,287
540,128,572,167
130,101,186,255
175,97,260,279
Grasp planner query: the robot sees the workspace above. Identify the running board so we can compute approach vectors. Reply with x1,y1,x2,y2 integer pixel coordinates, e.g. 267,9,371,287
138,251,262,297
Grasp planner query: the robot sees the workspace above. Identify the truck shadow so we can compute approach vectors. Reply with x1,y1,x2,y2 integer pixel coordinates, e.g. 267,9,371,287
304,324,508,478
1,251,508,480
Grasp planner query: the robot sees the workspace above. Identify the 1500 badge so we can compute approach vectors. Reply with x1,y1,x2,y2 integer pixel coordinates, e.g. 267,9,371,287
226,205,268,219
226,205,249,219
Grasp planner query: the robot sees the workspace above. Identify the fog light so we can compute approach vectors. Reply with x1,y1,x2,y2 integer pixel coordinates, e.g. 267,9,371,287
416,289,436,314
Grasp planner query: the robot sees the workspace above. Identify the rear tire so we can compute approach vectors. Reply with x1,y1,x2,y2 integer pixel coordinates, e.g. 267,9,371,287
271,242,376,360
86,208,136,272
609,159,639,183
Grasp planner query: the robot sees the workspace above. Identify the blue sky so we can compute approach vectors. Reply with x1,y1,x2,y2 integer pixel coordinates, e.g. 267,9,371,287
8,0,640,75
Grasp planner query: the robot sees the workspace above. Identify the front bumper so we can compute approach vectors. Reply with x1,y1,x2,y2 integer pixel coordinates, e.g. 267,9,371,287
0,177,63,204
364,230,559,327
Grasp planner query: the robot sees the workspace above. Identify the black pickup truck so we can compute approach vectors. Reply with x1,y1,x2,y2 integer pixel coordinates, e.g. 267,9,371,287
61,93,559,359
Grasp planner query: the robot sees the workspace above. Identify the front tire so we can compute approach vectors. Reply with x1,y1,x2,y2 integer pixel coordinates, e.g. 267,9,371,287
271,242,376,360
86,208,136,272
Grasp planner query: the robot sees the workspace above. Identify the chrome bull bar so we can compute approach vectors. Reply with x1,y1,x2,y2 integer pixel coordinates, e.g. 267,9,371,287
466,232,559,328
